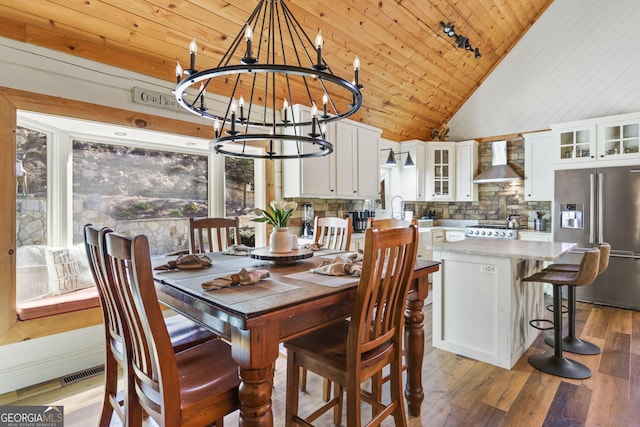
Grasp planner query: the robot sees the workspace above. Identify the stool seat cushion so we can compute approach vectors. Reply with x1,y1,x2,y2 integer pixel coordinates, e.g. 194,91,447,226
525,248,600,286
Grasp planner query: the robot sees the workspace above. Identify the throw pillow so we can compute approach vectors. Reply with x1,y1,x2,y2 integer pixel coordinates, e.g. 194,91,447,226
46,244,95,296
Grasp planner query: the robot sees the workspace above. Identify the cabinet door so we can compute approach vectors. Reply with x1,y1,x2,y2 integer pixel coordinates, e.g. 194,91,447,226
426,143,455,201
597,117,640,161
336,122,358,197
356,127,380,199
399,140,426,201
552,124,596,165
283,105,336,197
524,131,553,201
455,140,478,202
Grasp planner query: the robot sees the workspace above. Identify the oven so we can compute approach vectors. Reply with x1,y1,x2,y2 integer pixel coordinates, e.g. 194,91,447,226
464,225,518,240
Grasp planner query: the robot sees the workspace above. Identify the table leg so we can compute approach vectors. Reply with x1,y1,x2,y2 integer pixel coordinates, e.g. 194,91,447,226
232,324,279,427
404,295,425,417
237,366,274,426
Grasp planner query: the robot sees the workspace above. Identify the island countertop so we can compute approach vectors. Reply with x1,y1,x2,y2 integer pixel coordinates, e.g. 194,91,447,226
434,239,577,261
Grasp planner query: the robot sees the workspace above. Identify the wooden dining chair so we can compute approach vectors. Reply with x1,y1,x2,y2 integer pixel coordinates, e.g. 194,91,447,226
313,216,352,250
367,217,411,229
103,230,240,426
84,224,218,427
284,222,419,427
189,217,241,253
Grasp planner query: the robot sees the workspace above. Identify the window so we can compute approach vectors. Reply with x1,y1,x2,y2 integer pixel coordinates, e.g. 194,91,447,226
225,157,256,246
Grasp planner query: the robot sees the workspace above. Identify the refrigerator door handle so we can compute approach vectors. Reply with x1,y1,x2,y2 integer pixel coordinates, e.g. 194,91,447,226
589,173,596,244
597,172,604,243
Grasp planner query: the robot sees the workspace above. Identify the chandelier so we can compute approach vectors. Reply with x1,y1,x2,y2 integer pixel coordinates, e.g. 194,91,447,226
174,0,363,159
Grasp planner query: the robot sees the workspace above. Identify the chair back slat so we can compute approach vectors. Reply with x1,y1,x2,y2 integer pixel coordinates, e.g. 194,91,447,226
350,223,418,357
313,216,352,250
189,217,241,253
104,232,180,423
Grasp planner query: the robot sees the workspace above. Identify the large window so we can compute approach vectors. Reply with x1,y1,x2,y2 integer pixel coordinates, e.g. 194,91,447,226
225,157,256,246
16,126,48,247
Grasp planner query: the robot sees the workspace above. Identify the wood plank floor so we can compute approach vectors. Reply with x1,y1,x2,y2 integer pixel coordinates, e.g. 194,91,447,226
3,299,639,426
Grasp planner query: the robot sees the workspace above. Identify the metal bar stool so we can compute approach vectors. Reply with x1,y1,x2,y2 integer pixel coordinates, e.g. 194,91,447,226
523,247,600,379
543,243,610,355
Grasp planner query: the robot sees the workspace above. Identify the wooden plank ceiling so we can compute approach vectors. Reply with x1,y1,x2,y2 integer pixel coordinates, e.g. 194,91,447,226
0,0,553,142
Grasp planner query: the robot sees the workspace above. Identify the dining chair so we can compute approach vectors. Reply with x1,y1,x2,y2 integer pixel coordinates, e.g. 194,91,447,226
84,224,219,427
313,216,352,250
284,222,419,426
189,217,241,253
103,230,240,426
367,217,411,229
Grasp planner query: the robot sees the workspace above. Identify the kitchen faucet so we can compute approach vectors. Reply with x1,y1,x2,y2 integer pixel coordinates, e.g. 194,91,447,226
390,195,404,219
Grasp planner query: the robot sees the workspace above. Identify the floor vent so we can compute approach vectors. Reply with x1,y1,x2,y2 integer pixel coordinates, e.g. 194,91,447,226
61,365,105,386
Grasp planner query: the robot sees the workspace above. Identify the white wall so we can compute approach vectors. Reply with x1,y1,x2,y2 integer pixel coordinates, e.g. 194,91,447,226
447,0,640,140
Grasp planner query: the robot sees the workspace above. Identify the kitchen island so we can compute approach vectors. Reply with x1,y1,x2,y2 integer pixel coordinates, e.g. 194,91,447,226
432,239,577,369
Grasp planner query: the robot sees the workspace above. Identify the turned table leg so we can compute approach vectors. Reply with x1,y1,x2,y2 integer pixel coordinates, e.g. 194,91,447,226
404,277,427,417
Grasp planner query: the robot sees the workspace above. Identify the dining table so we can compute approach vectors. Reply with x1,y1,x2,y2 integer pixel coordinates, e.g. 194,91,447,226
152,249,440,426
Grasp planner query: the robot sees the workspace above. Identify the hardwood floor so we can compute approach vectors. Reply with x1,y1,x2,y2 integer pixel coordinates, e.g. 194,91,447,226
3,299,639,426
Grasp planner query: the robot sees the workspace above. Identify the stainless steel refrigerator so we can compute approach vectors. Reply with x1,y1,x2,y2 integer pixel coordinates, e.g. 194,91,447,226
554,166,640,310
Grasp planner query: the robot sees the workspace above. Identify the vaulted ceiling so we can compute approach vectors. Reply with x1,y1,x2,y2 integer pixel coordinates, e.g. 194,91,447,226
0,0,553,142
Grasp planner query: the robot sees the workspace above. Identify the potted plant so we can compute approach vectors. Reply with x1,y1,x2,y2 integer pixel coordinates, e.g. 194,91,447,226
253,200,298,253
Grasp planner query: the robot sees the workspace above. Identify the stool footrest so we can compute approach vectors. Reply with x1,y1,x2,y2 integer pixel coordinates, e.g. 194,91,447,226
529,318,554,331
545,303,568,314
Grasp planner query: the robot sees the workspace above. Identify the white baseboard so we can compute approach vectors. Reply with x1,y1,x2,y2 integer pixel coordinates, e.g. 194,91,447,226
0,325,104,394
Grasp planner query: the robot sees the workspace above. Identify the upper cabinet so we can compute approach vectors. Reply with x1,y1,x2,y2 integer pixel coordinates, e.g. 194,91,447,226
524,131,553,201
426,142,456,202
284,105,380,199
455,140,479,202
397,140,426,201
552,112,640,169
283,105,337,198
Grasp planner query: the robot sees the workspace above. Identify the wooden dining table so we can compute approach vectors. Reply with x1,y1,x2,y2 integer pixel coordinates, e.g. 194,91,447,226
152,250,439,426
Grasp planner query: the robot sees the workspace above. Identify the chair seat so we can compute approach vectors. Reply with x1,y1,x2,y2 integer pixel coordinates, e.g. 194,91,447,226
175,339,240,422
164,315,218,353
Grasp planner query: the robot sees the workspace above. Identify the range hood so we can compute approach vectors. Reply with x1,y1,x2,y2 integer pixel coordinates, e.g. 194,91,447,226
473,140,522,183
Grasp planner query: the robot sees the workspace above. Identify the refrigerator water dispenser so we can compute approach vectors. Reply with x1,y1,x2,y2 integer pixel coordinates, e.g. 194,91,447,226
559,204,583,229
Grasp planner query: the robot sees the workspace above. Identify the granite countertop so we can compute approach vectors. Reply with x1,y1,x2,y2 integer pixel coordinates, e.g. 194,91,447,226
434,239,577,261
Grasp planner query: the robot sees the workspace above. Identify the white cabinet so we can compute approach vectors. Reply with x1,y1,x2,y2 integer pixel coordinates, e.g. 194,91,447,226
524,131,553,201
518,231,552,242
398,140,426,201
283,105,337,198
335,121,380,199
426,142,456,201
552,111,640,169
283,105,380,199
455,140,478,202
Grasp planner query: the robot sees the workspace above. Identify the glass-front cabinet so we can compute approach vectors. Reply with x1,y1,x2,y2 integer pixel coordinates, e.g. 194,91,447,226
552,112,640,169
598,118,640,159
552,124,596,164
426,142,456,201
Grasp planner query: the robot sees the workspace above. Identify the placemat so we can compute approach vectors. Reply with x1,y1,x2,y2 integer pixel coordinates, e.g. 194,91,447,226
152,252,269,280
284,271,360,288
163,274,299,305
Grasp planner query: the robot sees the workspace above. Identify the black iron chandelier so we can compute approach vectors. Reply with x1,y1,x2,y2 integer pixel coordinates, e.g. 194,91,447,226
174,0,363,159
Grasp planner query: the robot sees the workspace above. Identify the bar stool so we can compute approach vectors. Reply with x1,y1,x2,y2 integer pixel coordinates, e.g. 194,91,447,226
524,248,600,379
543,243,610,355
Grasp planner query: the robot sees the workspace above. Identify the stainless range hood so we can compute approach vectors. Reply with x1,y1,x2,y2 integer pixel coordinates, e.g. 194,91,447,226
473,140,522,183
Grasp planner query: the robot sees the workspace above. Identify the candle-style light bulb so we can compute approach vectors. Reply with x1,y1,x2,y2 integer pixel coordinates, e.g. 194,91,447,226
230,99,237,133
199,84,206,110
239,95,245,120
315,30,323,67
245,25,253,59
189,39,197,71
322,94,328,117
311,102,318,136
353,55,361,86
175,61,183,83
214,119,221,138
282,99,289,123
321,123,327,138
